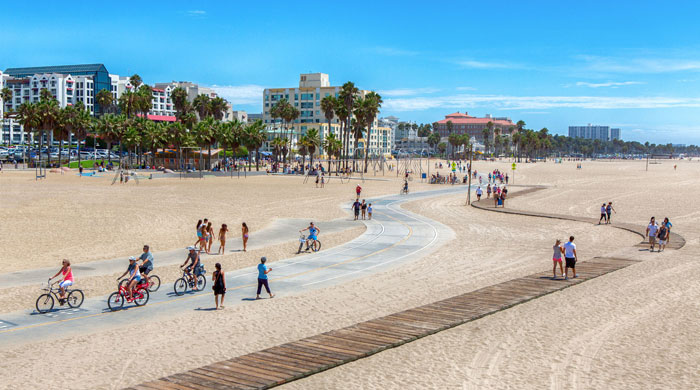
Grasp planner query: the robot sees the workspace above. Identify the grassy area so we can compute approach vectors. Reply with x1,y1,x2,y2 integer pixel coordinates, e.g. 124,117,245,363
65,160,119,169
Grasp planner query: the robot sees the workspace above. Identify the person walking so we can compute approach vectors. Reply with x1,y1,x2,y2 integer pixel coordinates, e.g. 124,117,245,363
206,222,216,254
487,183,492,198
368,203,373,220
598,203,607,224
256,257,274,299
320,173,325,188
352,199,361,220
241,222,249,252
646,217,659,252
552,239,564,279
563,236,578,280
212,263,226,309
355,184,362,197
361,199,367,220
606,202,616,224
657,222,669,252
217,224,229,254
476,186,482,201
663,217,672,244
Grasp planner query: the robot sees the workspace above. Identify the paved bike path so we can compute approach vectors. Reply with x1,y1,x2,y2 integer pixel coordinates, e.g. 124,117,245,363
0,218,360,289
0,186,466,347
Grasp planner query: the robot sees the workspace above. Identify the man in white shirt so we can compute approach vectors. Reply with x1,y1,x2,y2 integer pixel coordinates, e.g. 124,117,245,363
646,217,659,252
563,236,578,280
476,187,483,201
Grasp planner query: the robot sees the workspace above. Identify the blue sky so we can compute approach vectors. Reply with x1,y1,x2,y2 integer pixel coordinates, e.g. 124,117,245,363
3,0,700,144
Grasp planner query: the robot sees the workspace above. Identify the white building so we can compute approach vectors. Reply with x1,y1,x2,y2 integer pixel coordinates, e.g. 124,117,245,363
262,73,390,158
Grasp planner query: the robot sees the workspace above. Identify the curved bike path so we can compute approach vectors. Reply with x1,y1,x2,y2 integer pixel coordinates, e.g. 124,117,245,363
0,186,466,347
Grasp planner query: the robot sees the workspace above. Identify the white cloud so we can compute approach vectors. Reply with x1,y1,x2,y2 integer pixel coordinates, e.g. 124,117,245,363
186,10,206,15
209,85,265,105
574,81,644,88
377,87,440,97
457,60,515,69
383,94,700,112
577,55,700,74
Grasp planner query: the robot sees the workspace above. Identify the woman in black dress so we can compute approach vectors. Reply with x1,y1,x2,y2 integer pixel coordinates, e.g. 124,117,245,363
212,263,226,309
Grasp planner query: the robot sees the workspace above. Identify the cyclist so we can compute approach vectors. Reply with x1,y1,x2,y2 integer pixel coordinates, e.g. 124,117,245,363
300,222,320,251
139,245,154,286
180,246,200,285
116,256,142,302
402,179,409,194
49,259,73,306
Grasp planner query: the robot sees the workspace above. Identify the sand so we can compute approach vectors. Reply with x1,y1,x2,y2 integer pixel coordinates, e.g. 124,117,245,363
1,159,699,390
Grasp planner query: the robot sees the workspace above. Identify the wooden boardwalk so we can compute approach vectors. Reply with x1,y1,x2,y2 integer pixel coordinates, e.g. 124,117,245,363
127,185,683,390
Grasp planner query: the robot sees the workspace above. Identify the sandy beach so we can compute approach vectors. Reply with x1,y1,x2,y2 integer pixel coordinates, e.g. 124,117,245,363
1,159,699,390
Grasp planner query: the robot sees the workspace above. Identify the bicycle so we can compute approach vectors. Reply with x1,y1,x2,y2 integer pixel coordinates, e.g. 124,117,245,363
107,279,150,311
400,186,409,195
297,234,322,254
173,265,206,296
36,279,85,314
118,273,160,292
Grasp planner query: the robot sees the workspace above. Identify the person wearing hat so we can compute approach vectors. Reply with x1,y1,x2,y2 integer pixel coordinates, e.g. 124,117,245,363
256,257,274,299
180,246,200,287
116,256,142,302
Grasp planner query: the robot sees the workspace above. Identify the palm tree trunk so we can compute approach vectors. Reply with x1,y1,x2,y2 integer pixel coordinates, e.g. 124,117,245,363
107,141,112,164
255,148,260,171
77,138,82,171
207,144,212,171
58,139,63,167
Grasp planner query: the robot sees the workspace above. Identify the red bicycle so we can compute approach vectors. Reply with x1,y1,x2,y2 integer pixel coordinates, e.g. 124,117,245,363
107,279,150,311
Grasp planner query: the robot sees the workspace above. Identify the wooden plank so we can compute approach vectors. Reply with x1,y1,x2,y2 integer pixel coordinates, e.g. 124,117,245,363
282,341,355,361
186,369,254,389
270,345,342,366
198,365,266,388
322,331,389,350
362,318,428,335
310,334,379,354
157,376,207,390
357,320,424,338
339,326,408,344
207,361,279,386
168,373,231,390
236,354,308,376
296,339,365,357
219,360,289,383
252,350,327,371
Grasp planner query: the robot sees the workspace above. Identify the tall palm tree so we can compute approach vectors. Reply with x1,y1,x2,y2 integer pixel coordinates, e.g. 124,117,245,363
304,128,321,170
243,120,266,171
37,91,61,167
339,82,358,169
193,94,211,120
192,119,216,170
171,87,189,114
270,136,287,164
323,132,342,174
446,120,454,157
208,97,227,121
96,114,119,164
333,99,348,170
15,102,40,161
320,95,336,151
96,88,114,116
298,134,309,172
361,91,382,172
350,117,364,171
281,104,300,163
427,132,441,153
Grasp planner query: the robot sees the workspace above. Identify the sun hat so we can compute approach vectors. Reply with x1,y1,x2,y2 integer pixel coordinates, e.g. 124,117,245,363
187,246,196,251
128,256,136,261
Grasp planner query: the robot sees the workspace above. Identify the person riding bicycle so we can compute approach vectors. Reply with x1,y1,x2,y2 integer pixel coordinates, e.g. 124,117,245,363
403,179,409,193
180,246,201,284
300,222,320,251
139,245,154,286
116,256,142,302
49,259,73,306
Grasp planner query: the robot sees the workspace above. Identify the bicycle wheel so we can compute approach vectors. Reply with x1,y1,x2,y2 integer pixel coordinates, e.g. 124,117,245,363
297,242,303,254
67,289,84,308
312,240,322,252
195,275,206,291
107,292,124,311
35,293,54,313
134,288,149,306
173,278,187,296
147,275,161,292
118,278,129,290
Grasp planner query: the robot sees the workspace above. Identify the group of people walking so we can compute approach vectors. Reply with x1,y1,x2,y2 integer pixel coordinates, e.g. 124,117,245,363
646,217,672,252
598,202,616,224
195,219,249,254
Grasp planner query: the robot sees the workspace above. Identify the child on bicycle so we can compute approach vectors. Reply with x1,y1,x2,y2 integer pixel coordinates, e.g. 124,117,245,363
49,259,73,305
116,257,142,302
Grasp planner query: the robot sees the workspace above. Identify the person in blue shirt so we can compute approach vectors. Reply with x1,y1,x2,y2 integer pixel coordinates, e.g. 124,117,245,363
256,257,274,299
138,245,154,286
663,217,673,244
300,222,321,251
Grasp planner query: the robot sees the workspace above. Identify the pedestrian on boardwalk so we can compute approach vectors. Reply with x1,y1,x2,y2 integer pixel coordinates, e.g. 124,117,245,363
320,174,325,188
476,186,482,201
206,222,216,254
663,218,672,244
217,224,229,254
563,236,578,280
361,199,367,220
212,263,226,309
487,183,492,198
552,239,564,279
256,257,274,299
646,217,659,252
315,174,320,188
657,222,669,252
194,219,203,249
505,173,509,184
368,203,373,220
356,184,362,197
352,199,361,220
198,224,208,252
598,204,607,224
242,222,249,252
606,202,616,224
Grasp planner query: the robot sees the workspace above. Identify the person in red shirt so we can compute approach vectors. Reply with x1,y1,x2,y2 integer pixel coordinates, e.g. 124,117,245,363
356,185,362,197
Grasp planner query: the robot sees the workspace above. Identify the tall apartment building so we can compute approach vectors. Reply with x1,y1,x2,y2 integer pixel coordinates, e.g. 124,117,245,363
262,73,391,157
1,70,98,144
568,124,621,141
433,112,516,142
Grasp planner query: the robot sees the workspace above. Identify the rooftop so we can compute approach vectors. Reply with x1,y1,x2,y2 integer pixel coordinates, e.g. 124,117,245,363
5,64,109,77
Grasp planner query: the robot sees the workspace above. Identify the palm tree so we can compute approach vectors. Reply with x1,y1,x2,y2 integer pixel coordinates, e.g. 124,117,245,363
192,119,216,170
305,128,321,170
208,97,227,121
298,134,309,172
333,99,348,170
243,120,266,171
446,120,454,157
350,117,364,171
482,128,490,156
129,74,142,89
171,87,189,114
96,114,120,164
216,120,243,167
339,82,358,169
427,132,441,152
320,95,336,139
15,102,40,162
71,103,91,167
323,132,342,174
270,136,287,164
361,91,382,172
281,104,300,163
193,94,211,121
96,88,114,116
448,133,460,159
37,91,61,167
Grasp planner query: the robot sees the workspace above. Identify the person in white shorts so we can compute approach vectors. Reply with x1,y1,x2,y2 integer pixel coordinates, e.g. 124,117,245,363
645,217,659,252
563,236,578,280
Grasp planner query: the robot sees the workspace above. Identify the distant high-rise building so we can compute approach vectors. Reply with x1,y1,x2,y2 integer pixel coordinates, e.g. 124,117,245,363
569,124,621,141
